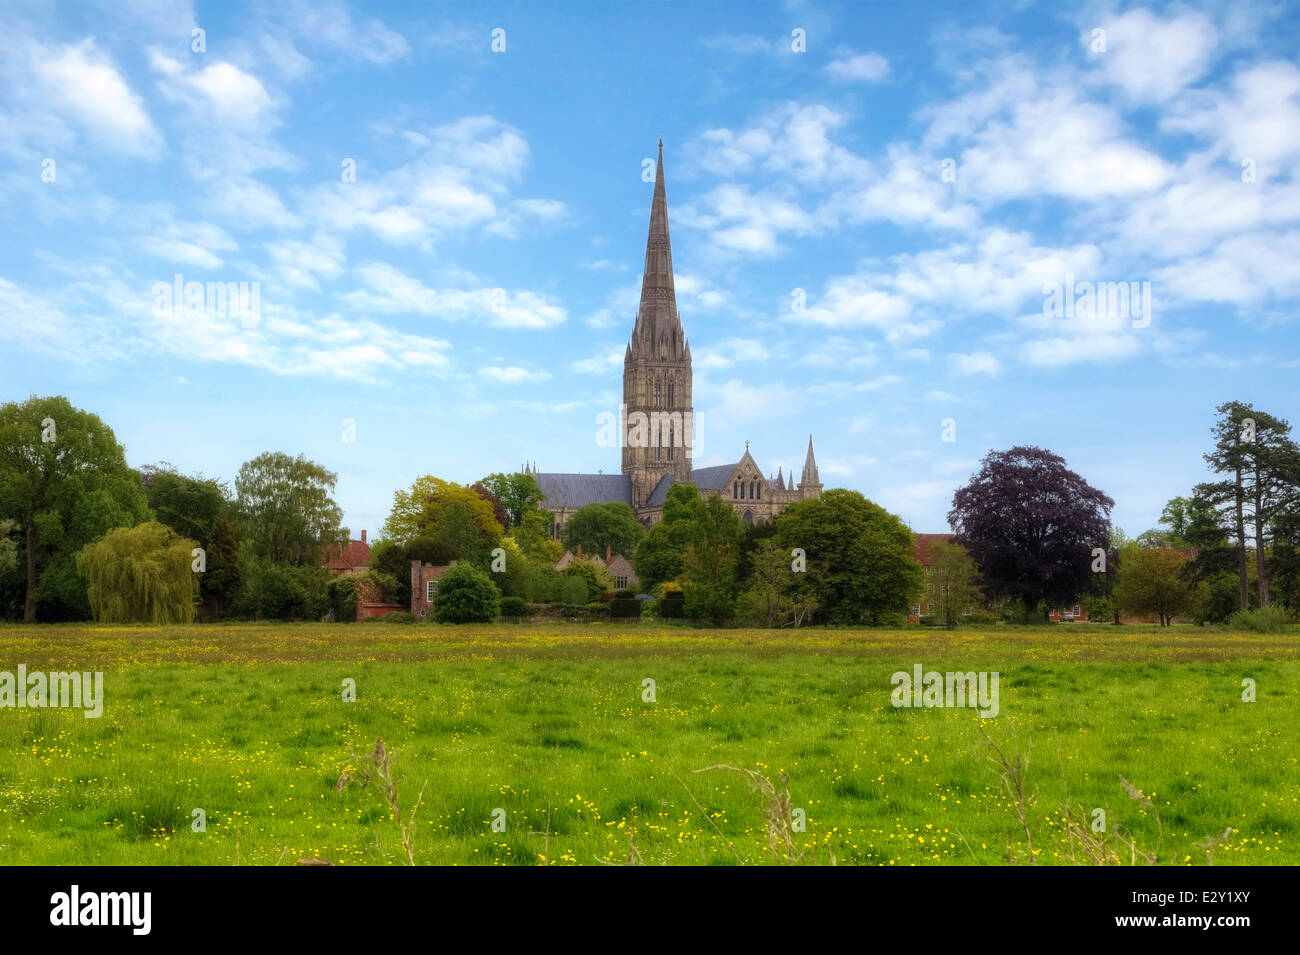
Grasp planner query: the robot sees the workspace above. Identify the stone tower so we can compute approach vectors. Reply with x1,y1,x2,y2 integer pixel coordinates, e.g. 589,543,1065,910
798,435,823,500
622,141,693,507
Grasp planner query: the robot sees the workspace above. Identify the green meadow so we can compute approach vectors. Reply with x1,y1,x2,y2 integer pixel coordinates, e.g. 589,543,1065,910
0,622,1295,866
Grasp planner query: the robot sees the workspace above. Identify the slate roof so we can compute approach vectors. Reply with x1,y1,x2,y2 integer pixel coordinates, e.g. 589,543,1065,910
690,464,738,490
645,473,676,508
535,472,632,509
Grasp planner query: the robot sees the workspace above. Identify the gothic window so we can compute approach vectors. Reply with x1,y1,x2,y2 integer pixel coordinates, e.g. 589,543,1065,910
654,380,661,408
667,381,674,407
667,444,673,460
743,510,753,526
733,481,738,499
757,482,761,500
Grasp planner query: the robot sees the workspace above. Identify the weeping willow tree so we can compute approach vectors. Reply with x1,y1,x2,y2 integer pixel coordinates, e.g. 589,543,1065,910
76,522,198,624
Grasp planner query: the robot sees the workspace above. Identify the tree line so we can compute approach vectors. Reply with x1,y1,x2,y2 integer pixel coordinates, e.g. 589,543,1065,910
3,393,1296,628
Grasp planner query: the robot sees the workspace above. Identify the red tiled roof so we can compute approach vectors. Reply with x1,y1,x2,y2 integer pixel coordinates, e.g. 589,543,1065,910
913,532,954,566
324,538,372,570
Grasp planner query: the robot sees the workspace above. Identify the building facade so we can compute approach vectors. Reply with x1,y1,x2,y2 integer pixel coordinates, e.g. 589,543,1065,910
531,142,822,533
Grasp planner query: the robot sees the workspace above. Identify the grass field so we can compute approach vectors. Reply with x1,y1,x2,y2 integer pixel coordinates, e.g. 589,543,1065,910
0,622,1296,866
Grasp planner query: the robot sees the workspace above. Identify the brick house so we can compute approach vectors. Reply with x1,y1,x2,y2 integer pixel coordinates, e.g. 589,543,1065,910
555,545,640,592
908,533,969,623
325,529,372,574
410,559,457,620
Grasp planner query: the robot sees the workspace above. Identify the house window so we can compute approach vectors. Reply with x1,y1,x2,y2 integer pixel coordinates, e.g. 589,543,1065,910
617,576,628,588
927,583,934,594
962,606,972,616
912,604,921,616
1072,604,1081,616
426,580,437,602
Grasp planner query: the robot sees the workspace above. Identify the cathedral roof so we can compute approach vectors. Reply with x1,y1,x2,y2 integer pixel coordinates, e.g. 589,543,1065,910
645,473,677,508
690,463,738,490
534,472,632,509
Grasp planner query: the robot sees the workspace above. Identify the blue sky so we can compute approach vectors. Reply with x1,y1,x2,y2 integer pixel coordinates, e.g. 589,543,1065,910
2,0,1299,541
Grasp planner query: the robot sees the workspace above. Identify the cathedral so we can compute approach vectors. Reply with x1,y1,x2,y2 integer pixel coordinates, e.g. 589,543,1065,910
528,142,822,534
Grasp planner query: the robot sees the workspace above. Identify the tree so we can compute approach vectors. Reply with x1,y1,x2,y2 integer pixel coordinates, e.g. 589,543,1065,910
948,446,1114,622
206,517,241,613
634,483,704,589
471,482,510,531
234,452,346,566
0,519,17,576
381,476,504,554
925,539,981,629
1197,402,1300,609
1113,544,1199,626
0,395,150,622
434,562,501,623
736,538,817,628
1083,526,1128,625
515,509,563,567
75,521,197,624
478,472,545,527
679,497,743,624
774,489,922,625
561,501,645,560
140,463,229,546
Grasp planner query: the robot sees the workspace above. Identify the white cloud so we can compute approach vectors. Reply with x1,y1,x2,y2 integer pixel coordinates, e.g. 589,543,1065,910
35,39,162,157
1090,9,1218,104
266,235,346,289
349,262,567,328
572,347,624,375
826,51,889,83
479,365,551,384
951,351,1001,376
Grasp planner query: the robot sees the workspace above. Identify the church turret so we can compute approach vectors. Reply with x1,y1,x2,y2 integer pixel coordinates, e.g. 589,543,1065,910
623,140,693,507
798,435,822,499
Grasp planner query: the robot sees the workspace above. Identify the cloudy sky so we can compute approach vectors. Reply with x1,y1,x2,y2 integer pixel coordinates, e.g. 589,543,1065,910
2,0,1299,539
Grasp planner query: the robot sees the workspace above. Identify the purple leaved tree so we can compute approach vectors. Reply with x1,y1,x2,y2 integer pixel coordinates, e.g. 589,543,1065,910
948,446,1114,623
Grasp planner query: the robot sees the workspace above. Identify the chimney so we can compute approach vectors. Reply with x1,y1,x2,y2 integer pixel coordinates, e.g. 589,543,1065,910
606,544,612,562
576,544,582,558
360,529,367,544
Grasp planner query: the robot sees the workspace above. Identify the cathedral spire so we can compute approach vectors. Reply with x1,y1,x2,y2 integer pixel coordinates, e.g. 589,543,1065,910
799,435,822,497
631,139,684,358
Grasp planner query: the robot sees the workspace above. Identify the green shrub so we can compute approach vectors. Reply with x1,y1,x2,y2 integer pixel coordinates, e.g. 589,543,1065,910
327,575,360,622
609,595,641,618
499,595,527,619
1228,606,1293,633
658,590,686,619
555,575,589,606
434,563,501,623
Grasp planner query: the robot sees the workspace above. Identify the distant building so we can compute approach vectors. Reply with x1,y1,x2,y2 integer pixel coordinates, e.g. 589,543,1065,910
410,560,457,619
528,142,822,534
324,529,372,574
556,546,639,592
